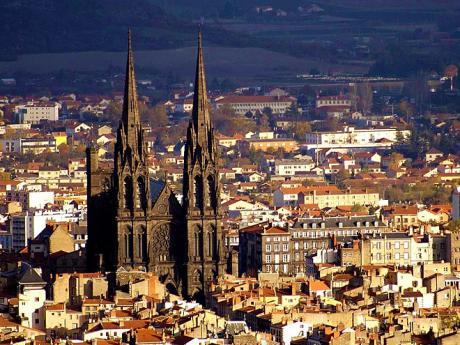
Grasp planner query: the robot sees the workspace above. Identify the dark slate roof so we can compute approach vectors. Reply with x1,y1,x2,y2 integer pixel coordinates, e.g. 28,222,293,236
150,178,166,204
19,268,46,285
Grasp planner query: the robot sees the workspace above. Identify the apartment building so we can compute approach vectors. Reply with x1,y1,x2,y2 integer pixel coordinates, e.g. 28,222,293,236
273,185,380,208
20,138,57,154
244,138,299,153
16,102,60,124
6,190,54,210
239,223,291,276
274,158,315,176
215,95,295,115
304,126,410,151
361,233,434,266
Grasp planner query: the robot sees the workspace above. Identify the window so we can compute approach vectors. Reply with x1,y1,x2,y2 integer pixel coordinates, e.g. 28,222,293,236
266,255,271,263
394,241,400,249
136,177,146,209
123,176,133,209
207,176,217,208
266,244,271,252
283,244,288,251
395,253,400,260
194,175,203,209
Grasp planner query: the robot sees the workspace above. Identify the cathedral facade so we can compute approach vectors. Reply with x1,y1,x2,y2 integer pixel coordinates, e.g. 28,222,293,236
86,31,225,300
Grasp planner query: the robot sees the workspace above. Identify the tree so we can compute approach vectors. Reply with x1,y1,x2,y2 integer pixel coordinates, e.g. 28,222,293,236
212,104,255,136
447,219,460,232
351,204,367,213
388,152,404,171
334,169,350,189
444,64,458,91
258,113,270,131
294,121,311,140
355,82,373,115
399,99,414,121
103,101,122,125
140,102,168,127
58,143,70,156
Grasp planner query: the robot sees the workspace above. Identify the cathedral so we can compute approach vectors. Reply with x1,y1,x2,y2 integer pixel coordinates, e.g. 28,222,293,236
86,31,225,300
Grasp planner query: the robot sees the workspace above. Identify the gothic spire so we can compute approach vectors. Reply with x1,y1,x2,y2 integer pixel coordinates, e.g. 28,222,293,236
122,29,140,145
191,30,211,141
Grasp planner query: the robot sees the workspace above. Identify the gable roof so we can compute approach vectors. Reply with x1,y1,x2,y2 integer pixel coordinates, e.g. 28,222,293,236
19,269,46,285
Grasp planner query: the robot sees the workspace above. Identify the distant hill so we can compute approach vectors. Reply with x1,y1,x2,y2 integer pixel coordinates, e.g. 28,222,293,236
0,0,255,60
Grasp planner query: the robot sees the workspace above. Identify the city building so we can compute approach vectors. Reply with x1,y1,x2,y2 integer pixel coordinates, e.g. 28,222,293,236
16,102,60,124
215,95,295,115
304,126,410,151
274,158,315,176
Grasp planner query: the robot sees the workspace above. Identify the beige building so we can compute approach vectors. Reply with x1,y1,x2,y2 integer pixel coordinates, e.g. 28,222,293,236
48,223,75,255
45,303,88,339
53,273,109,306
447,231,460,268
383,205,419,231
340,240,362,267
129,274,166,299
245,138,299,153
274,186,380,208
362,233,434,266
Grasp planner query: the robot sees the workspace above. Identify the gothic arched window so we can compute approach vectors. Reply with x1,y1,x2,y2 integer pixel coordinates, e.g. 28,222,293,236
125,227,133,260
194,226,203,258
207,175,217,209
123,176,133,210
194,231,199,257
136,177,146,209
194,175,203,209
207,231,212,257
136,226,147,260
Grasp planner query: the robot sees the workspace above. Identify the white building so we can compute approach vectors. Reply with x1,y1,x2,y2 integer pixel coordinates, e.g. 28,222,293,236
271,321,313,345
7,191,54,210
274,159,315,176
16,102,60,124
174,99,194,113
18,268,47,330
11,209,81,251
305,127,411,151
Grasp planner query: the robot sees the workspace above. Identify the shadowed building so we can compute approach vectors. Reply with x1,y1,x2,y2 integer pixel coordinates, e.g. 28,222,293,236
87,31,224,300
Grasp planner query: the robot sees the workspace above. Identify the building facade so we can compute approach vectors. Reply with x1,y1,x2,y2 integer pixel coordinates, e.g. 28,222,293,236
215,95,294,115
16,102,60,124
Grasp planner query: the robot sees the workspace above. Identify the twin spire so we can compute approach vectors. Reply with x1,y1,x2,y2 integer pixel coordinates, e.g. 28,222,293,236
121,29,210,146
191,31,211,137
121,29,140,148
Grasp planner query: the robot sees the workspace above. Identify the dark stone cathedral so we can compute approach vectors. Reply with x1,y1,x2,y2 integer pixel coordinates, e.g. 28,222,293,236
86,31,225,300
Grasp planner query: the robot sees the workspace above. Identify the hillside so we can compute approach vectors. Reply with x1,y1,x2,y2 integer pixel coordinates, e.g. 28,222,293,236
0,0,255,59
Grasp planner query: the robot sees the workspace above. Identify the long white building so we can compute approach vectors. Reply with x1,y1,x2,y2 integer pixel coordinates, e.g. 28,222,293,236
304,126,410,150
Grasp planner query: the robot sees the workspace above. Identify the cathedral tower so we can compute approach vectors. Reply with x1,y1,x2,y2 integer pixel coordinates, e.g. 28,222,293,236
113,30,151,270
183,32,225,300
